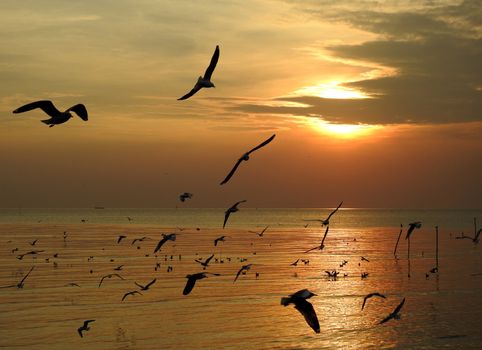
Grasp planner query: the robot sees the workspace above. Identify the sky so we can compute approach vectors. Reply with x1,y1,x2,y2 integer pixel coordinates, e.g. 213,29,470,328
0,0,480,209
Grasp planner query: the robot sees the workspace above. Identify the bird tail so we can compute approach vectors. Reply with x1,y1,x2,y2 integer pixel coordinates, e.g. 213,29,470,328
280,297,291,306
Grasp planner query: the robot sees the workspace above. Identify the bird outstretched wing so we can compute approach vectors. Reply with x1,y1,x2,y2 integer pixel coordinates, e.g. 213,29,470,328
326,201,343,221
295,299,320,333
203,45,220,80
183,276,197,295
247,134,276,155
178,85,202,100
67,104,88,121
13,100,60,117
220,158,243,185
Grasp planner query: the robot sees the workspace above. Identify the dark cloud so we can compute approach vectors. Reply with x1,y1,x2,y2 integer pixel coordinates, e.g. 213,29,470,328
235,0,482,125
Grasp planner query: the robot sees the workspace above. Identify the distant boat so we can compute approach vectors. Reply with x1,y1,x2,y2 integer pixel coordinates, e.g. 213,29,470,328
93,206,105,210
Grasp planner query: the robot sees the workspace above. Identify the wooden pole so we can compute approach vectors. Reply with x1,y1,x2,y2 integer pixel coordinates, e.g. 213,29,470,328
394,224,403,258
435,225,439,271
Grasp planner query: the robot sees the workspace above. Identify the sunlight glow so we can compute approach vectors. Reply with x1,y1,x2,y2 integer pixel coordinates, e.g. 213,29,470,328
295,81,370,99
309,118,382,138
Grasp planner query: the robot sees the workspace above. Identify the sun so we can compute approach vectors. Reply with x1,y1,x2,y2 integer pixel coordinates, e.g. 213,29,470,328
294,81,370,99
308,119,381,139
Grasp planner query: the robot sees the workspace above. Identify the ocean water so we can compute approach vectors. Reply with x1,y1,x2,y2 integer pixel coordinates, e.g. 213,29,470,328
0,209,481,349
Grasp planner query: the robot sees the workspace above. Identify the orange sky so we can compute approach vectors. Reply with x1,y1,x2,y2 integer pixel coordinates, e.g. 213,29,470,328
0,0,480,208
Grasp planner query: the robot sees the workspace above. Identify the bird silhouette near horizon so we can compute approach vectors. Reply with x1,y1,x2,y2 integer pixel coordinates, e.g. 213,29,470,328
305,226,330,253
361,292,386,310
457,228,481,244
304,201,343,227
281,289,320,333
195,254,215,270
249,225,269,237
223,200,246,229
13,100,88,127
78,320,95,338
405,222,422,240
233,264,252,283
98,273,124,288
214,235,228,246
220,134,276,185
117,235,127,244
178,45,219,100
183,272,220,295
153,233,177,254
379,298,406,324
135,278,156,291
179,192,193,202
122,290,142,301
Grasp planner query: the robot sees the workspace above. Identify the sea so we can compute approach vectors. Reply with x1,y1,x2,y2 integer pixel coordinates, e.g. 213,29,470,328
0,208,480,349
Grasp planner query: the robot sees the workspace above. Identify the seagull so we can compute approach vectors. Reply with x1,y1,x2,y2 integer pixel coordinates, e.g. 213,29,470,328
249,225,269,237
457,228,481,244
16,250,44,260
134,278,157,291
122,290,142,301
304,201,343,227
153,233,176,254
183,272,220,295
405,222,422,239
233,264,252,283
195,254,215,270
98,273,125,288
220,134,276,185
29,239,38,246
223,200,247,229
361,256,370,262
214,235,228,246
131,237,147,245
117,235,127,244
178,45,219,100
78,320,95,338
113,265,123,271
304,226,330,253
13,100,88,127
179,192,193,202
65,282,81,287
280,289,320,333
126,217,133,222
361,292,386,310
379,298,406,324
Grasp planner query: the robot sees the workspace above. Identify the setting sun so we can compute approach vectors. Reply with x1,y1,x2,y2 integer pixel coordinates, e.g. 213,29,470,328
295,81,370,99
308,118,381,138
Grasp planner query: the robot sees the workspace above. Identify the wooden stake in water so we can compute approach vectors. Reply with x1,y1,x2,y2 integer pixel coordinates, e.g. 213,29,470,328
394,224,403,258
435,225,439,270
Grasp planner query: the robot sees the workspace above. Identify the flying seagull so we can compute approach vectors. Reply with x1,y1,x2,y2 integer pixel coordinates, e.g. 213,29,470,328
117,235,127,244
220,134,276,185
304,226,330,253
214,235,228,246
280,289,320,333
153,233,176,254
131,237,147,245
304,201,343,227
178,45,219,100
223,200,247,229
98,273,125,288
195,254,215,270
135,278,157,291
78,320,95,338
249,225,269,237
122,290,142,301
405,222,422,240
183,272,220,295
233,264,252,283
379,298,406,324
13,100,88,127
179,192,193,202
361,292,386,310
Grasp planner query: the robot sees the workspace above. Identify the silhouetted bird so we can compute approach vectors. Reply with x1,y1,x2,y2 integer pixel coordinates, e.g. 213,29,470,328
291,259,300,266
135,278,156,291
13,100,88,127
379,298,406,324
214,235,228,246
220,134,276,185
249,225,269,237
153,233,176,254
195,254,215,269
233,264,252,283
178,45,219,100
16,266,35,288
117,235,127,244
361,292,386,310
29,239,38,246
281,289,320,333
78,320,95,338
405,222,422,239
361,256,370,262
304,226,330,253
131,237,147,245
98,273,124,287
122,290,142,301
223,200,247,229
114,265,123,271
457,228,481,244
304,201,343,227
183,272,220,295
179,192,193,202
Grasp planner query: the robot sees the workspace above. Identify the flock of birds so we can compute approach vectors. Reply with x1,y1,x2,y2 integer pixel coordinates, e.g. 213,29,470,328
5,44,481,340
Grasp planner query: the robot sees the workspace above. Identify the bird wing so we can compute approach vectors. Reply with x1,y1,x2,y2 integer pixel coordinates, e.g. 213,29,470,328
154,237,168,253
205,254,215,264
214,238,220,246
178,84,202,100
78,327,83,337
220,158,243,185
320,226,330,246
98,276,107,287
19,266,34,285
326,201,343,221
67,104,88,121
260,226,269,235
392,297,405,316
304,246,320,253
203,45,220,80
223,210,231,229
233,267,244,283
295,300,320,333
84,320,95,327
113,273,125,280
145,278,156,289
183,276,197,295
475,228,482,241
247,134,276,155
361,296,368,310
13,100,60,117
134,282,144,289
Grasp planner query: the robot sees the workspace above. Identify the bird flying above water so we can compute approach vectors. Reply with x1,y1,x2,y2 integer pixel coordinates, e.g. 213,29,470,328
304,201,343,227
379,298,406,324
233,264,252,283
361,292,386,310
223,200,246,229
405,222,422,240
122,290,142,301
153,233,176,254
281,289,320,333
179,192,193,202
183,272,220,295
220,134,276,185
178,45,219,100
98,273,124,288
195,254,215,269
78,320,95,338
135,278,156,291
13,100,88,127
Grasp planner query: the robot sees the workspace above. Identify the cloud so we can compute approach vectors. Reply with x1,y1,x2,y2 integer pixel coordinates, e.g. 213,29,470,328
234,0,482,125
